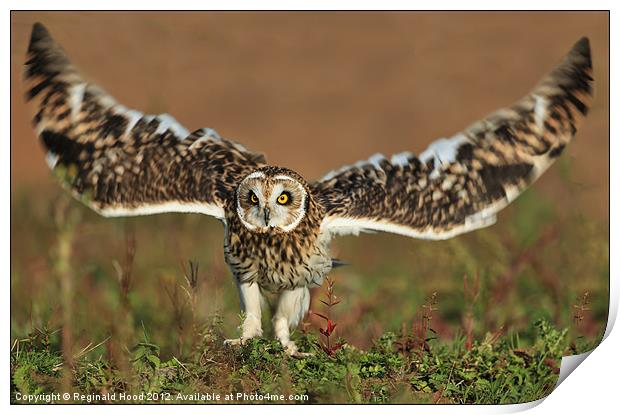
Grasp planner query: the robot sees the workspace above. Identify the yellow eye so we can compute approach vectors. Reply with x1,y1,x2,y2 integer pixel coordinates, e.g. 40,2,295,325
277,193,289,205
250,193,259,204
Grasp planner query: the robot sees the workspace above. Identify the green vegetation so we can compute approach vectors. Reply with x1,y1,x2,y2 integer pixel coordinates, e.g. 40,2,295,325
10,185,608,404
8,315,601,404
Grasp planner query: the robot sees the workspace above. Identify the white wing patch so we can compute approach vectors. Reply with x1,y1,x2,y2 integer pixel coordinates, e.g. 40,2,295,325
98,201,225,220
154,113,190,137
321,132,469,183
419,133,469,179
367,153,386,172
534,95,548,132
321,214,496,241
114,105,143,137
45,151,59,169
68,83,86,122
320,153,387,182
203,128,221,140
390,151,415,166
105,104,189,141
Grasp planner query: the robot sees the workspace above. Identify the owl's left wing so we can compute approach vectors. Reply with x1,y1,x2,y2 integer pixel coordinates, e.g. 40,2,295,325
313,37,593,240
23,23,266,220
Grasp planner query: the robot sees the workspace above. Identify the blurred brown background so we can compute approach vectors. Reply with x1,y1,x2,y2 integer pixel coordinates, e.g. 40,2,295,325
10,12,609,358
11,11,609,221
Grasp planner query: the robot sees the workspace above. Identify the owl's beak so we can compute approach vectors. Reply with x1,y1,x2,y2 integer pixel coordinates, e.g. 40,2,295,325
263,207,270,225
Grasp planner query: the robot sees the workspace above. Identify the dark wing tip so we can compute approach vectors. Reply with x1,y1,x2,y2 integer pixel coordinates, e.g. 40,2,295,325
572,36,590,55
24,21,74,88
570,36,592,67
28,22,52,53
542,36,594,102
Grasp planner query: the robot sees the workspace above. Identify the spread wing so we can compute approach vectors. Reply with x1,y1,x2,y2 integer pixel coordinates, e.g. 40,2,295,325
23,23,266,220
313,37,593,240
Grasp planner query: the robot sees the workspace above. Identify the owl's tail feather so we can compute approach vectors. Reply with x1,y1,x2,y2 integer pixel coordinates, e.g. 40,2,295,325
331,258,349,269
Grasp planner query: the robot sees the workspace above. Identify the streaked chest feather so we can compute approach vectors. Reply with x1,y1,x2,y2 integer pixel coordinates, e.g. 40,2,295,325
223,216,331,291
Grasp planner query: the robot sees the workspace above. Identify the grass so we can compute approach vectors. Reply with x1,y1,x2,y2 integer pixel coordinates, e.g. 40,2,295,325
9,309,600,404
10,184,608,404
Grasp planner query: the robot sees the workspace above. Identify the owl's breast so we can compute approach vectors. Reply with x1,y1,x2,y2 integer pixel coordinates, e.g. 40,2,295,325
223,213,331,291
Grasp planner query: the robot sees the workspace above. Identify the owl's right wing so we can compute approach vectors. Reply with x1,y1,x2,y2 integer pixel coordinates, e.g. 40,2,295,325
23,23,265,220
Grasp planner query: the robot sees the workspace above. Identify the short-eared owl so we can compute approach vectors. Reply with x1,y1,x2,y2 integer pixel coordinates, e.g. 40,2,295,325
24,23,593,356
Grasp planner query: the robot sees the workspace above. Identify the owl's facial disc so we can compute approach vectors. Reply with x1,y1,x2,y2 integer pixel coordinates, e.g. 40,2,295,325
236,172,307,233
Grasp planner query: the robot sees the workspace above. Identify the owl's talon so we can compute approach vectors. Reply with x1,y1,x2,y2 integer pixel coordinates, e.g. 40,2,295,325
282,341,312,358
290,350,314,358
224,338,246,347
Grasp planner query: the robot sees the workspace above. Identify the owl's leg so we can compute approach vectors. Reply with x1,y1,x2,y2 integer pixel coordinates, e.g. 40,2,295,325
225,281,263,346
272,286,312,357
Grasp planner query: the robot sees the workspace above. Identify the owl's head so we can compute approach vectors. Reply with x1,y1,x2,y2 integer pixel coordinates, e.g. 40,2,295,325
235,167,309,233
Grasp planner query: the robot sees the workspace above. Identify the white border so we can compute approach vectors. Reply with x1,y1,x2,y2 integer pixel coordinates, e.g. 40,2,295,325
4,3,616,415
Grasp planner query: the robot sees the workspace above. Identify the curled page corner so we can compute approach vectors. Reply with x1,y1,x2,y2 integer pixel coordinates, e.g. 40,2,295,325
555,295,616,388
504,397,546,413
556,351,593,386
506,353,597,414
498,351,595,414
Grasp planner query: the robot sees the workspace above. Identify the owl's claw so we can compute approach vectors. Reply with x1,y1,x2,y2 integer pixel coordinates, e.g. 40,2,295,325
283,341,313,358
224,338,246,347
225,338,312,357
289,350,314,358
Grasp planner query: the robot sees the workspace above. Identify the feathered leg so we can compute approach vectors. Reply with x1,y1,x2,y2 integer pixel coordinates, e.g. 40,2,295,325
272,286,312,357
225,281,263,346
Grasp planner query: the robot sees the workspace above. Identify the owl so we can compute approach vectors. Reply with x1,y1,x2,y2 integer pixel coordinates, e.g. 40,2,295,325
23,23,593,356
